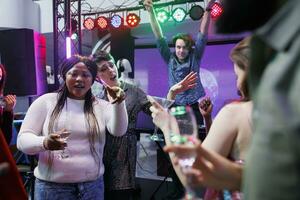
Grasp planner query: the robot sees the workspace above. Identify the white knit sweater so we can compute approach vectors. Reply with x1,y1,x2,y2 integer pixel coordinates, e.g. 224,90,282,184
17,93,128,183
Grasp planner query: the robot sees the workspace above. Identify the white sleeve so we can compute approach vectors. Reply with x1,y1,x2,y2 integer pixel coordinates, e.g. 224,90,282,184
17,95,48,155
106,101,128,137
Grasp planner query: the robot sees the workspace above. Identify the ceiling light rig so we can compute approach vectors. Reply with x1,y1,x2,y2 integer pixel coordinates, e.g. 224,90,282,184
82,0,209,30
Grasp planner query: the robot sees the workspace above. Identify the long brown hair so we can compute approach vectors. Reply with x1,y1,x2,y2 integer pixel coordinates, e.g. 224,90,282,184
46,56,101,178
230,36,252,101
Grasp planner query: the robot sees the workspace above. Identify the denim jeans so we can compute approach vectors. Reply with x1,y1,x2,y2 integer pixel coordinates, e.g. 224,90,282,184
34,177,104,200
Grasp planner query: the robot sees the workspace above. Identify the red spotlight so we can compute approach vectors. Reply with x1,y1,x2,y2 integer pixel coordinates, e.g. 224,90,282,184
210,2,223,19
83,17,95,30
96,16,109,30
126,13,140,28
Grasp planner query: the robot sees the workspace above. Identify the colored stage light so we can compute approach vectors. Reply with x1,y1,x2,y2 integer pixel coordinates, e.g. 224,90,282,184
70,33,77,40
96,16,109,30
126,13,140,28
83,17,95,30
210,2,223,19
156,9,169,23
110,14,123,28
189,5,204,21
172,7,187,23
66,37,71,58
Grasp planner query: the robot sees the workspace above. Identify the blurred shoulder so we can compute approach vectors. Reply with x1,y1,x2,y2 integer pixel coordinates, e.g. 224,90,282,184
123,81,147,95
34,93,58,103
221,101,252,118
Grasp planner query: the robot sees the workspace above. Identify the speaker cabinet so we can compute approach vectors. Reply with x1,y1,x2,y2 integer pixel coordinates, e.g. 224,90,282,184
94,28,135,78
0,29,47,96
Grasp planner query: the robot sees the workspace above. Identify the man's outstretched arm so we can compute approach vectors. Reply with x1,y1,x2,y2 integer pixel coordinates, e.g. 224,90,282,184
199,0,215,34
144,0,163,39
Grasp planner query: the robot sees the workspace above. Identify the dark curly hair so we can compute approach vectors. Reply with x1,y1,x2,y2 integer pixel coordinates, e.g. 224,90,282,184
92,50,115,64
172,33,195,51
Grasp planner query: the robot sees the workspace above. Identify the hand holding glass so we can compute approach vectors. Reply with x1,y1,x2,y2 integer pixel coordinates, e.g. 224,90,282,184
56,129,71,159
169,106,198,199
147,95,174,142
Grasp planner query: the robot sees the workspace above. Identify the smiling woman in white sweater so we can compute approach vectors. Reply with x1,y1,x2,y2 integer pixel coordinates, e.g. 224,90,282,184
17,55,128,200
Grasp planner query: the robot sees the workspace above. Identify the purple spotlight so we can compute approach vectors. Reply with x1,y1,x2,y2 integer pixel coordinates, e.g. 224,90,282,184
66,37,71,58
110,15,123,28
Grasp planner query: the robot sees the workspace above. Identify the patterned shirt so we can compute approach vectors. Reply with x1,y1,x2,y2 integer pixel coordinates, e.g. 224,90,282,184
156,32,207,105
96,81,152,190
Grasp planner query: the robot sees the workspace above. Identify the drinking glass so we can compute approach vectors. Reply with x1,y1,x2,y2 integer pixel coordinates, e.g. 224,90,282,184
57,130,71,159
169,105,198,200
148,95,174,142
0,96,6,109
55,109,71,160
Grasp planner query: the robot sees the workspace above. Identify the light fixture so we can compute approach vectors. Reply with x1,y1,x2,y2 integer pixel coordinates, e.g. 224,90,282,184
156,9,170,23
96,16,109,30
66,37,71,58
171,7,187,23
110,14,124,28
189,5,204,21
126,13,140,28
83,17,95,30
70,33,77,40
210,2,223,19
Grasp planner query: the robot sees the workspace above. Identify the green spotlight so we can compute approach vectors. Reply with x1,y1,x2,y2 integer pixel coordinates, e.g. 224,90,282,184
171,7,187,22
156,9,170,23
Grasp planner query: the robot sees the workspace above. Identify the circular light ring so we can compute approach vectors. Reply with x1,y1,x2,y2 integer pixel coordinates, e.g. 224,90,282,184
83,17,95,30
172,7,187,22
96,16,109,29
126,13,140,27
189,5,204,21
111,14,124,28
156,9,170,23
211,2,223,19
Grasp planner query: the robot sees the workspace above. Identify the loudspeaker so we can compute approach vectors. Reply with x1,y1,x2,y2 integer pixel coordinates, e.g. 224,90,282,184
111,28,134,78
0,29,47,96
95,27,134,78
